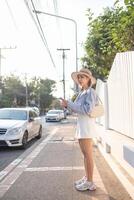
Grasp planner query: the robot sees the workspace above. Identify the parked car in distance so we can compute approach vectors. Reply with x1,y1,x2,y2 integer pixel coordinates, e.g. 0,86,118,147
0,107,42,149
45,109,64,122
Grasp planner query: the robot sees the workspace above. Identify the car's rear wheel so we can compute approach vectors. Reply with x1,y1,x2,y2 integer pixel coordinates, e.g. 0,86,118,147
21,132,28,149
36,126,42,139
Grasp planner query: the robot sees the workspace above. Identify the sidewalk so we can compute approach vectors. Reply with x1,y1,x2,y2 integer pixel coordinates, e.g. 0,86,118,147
0,117,131,200
95,123,134,200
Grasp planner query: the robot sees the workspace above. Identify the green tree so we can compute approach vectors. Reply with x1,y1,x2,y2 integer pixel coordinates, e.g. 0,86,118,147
28,77,41,106
2,75,26,107
49,98,62,110
0,75,56,112
82,1,134,80
39,78,56,113
23,77,56,113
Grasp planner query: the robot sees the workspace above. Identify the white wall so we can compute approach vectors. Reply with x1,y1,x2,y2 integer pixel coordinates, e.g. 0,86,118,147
107,51,134,139
95,79,105,126
95,51,134,179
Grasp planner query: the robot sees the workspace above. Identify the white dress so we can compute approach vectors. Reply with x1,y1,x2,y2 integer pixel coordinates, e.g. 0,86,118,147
75,90,97,139
68,88,98,139
75,114,97,139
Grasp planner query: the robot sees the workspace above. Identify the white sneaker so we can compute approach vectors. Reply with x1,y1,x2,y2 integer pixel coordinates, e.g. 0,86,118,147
74,176,87,185
75,180,97,191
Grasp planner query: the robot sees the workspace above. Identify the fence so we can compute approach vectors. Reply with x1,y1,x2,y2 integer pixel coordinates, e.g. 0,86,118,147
96,51,134,139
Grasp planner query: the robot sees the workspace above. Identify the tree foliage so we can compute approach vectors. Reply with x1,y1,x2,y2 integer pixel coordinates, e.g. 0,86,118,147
81,0,134,80
0,75,56,113
1,75,26,107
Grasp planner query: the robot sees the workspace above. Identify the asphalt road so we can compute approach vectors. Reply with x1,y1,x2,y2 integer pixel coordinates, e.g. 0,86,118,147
0,116,56,171
0,116,69,170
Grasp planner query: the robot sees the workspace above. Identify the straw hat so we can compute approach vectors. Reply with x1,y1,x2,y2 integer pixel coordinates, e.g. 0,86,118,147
71,68,96,85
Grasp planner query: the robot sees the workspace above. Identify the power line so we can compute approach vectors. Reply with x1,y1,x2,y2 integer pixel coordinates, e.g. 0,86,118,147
24,0,48,46
24,0,71,89
5,0,18,30
31,0,57,68
24,0,62,84
24,0,56,68
33,10,78,73
4,1,57,71
30,0,57,68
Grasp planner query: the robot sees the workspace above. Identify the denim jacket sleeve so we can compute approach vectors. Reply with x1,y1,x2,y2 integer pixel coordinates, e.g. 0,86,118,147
67,88,98,115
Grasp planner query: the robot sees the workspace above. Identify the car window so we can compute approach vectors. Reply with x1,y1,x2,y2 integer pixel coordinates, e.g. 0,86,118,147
0,110,27,120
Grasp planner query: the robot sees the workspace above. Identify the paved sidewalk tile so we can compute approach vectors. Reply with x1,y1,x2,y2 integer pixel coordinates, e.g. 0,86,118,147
0,122,110,200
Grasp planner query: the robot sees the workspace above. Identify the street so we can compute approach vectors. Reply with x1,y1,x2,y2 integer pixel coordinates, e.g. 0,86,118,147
0,116,133,200
0,117,48,172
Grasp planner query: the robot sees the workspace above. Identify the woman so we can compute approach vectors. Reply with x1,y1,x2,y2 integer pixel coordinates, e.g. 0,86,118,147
61,68,98,191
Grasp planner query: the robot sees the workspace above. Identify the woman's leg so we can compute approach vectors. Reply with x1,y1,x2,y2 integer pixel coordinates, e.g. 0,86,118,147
80,139,94,182
79,139,88,178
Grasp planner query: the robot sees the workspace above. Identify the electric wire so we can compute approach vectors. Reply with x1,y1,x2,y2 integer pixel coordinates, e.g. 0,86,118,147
24,0,56,68
31,0,61,77
24,0,62,84
24,0,64,87
30,0,57,68
5,0,18,30
24,0,47,46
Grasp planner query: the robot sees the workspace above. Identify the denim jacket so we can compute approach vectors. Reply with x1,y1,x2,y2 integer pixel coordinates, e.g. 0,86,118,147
67,87,98,115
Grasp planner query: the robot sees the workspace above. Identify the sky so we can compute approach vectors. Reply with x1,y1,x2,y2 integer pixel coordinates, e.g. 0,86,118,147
0,0,118,98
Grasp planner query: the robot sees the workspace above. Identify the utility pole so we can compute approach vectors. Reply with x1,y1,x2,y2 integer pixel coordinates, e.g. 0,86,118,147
57,48,70,99
0,46,16,95
0,46,16,77
24,74,28,107
26,82,28,107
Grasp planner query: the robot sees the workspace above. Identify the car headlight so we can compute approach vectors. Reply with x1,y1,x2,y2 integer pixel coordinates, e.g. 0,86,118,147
7,127,22,135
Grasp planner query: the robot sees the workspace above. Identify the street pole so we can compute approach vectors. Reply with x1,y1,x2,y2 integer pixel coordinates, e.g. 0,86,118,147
0,46,16,77
0,46,16,95
33,10,78,75
24,74,28,107
57,48,70,99
26,83,28,107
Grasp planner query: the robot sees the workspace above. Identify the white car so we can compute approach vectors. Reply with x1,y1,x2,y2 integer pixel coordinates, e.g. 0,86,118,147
0,107,42,148
45,109,64,122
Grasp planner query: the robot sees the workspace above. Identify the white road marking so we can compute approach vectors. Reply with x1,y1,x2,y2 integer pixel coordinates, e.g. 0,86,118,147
25,166,85,172
0,128,58,198
48,141,77,144
0,158,22,181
